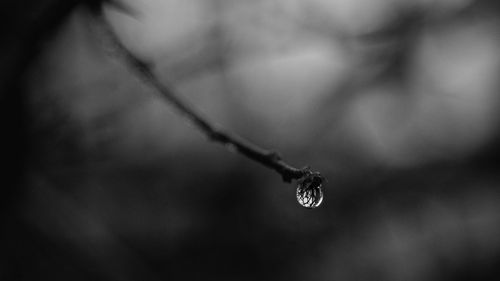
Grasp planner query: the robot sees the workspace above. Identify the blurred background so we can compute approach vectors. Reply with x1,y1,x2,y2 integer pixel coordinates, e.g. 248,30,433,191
2,0,500,280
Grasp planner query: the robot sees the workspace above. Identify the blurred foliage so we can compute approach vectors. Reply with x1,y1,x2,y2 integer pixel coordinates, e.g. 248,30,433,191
3,0,500,281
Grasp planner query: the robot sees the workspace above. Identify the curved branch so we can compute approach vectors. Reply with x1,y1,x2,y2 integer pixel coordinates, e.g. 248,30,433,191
92,10,323,184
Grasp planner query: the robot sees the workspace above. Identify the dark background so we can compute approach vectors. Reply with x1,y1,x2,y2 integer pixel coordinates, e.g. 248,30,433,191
2,0,500,280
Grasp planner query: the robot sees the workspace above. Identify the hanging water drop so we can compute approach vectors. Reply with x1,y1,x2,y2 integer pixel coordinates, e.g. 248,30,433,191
296,172,324,209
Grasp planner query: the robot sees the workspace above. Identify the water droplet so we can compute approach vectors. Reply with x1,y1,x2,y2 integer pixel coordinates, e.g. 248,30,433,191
296,173,324,209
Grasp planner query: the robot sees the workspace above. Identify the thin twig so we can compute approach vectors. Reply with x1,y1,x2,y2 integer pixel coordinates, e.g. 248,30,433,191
93,10,323,183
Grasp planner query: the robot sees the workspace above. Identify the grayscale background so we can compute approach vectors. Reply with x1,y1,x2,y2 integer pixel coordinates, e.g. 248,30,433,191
2,0,500,280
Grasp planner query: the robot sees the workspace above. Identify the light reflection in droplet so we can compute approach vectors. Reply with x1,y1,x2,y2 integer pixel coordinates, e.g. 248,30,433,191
296,173,324,209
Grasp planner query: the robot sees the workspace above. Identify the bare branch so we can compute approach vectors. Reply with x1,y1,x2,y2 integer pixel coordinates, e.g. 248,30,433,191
92,10,324,184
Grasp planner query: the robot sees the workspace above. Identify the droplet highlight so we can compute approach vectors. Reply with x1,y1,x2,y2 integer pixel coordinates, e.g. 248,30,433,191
296,173,324,209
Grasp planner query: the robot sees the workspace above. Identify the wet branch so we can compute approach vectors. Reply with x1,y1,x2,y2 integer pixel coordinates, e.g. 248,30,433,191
94,11,322,183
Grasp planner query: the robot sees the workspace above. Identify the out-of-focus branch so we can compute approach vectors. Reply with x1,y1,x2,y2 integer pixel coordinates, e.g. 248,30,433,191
92,9,324,184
